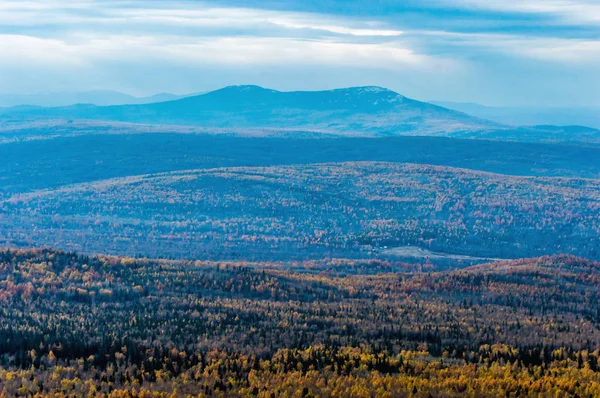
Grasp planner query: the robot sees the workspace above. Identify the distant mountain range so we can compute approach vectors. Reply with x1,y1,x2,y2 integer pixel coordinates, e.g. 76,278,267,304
0,90,188,107
432,101,600,130
0,85,506,135
1,85,598,142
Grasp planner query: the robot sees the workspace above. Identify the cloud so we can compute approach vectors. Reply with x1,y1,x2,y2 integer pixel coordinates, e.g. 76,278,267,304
0,1,402,37
507,37,600,63
0,32,435,70
265,18,403,37
2,1,596,67
449,0,600,25
0,1,437,72
409,29,600,64
0,34,87,65
0,0,598,106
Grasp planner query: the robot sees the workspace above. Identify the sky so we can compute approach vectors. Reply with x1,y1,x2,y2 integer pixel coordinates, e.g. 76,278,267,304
0,0,599,106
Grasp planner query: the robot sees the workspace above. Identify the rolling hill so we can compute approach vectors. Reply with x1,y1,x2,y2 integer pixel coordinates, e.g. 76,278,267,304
4,134,600,198
3,162,599,261
2,249,600,396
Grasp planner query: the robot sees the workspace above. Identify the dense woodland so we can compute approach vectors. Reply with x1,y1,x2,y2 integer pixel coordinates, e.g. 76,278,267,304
4,134,600,199
1,249,600,396
2,131,600,396
3,162,600,261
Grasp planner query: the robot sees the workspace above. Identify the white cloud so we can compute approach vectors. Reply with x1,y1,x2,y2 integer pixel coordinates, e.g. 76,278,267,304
450,0,600,25
0,34,87,65
0,0,403,37
0,1,432,71
519,38,600,62
413,30,600,64
0,33,439,70
265,18,403,37
111,7,404,36
1,0,597,105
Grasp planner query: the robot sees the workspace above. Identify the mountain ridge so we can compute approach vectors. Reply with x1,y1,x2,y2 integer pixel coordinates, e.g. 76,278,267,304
432,100,600,130
0,85,504,136
2,85,599,143
0,90,187,107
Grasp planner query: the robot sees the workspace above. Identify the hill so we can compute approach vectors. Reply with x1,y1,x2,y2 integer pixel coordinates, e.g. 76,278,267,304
3,162,600,261
4,132,600,200
449,124,600,145
1,249,599,396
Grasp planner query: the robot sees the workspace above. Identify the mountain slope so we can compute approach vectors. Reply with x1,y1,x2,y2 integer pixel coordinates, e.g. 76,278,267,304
0,86,503,136
433,101,600,130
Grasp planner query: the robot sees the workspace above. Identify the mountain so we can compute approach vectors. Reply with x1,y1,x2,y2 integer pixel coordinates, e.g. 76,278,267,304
3,85,599,141
0,85,503,136
0,90,186,107
140,92,186,103
432,101,600,130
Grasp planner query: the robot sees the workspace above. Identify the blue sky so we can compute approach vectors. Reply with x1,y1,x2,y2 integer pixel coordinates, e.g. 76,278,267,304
0,0,599,106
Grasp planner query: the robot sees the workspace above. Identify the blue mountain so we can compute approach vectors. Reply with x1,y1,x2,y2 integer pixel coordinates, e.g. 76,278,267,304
0,85,501,136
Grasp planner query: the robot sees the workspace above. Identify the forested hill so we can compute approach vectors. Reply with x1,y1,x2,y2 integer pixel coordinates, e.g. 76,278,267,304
1,249,600,396
3,134,600,199
3,162,600,261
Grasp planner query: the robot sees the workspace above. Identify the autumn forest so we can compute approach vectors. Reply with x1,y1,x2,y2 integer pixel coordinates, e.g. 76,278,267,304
2,249,600,396
2,89,600,397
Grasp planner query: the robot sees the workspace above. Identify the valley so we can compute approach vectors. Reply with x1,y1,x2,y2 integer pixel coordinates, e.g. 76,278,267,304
381,246,509,262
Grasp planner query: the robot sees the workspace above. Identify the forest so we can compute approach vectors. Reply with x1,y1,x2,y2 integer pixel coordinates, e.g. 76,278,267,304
3,134,600,199
2,120,600,397
3,162,600,262
2,0,600,394
1,249,600,396
2,133,600,397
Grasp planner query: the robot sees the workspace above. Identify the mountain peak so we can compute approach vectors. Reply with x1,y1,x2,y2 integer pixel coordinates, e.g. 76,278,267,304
348,86,396,93
334,86,406,105
215,85,401,97
219,85,279,93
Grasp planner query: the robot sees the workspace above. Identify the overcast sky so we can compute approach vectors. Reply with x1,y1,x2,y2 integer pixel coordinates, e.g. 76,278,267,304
1,0,599,106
